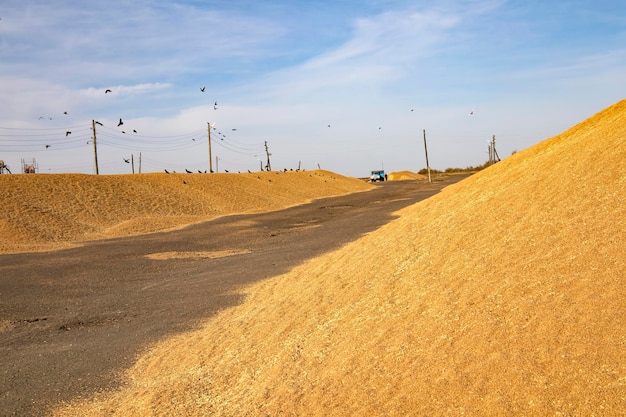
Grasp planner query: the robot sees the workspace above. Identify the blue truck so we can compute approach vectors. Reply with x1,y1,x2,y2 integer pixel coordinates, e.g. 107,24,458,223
370,170,386,182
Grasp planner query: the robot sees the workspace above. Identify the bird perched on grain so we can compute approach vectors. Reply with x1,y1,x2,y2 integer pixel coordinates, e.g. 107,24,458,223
185,169,192,174
224,169,229,173
164,169,170,174
118,118,123,127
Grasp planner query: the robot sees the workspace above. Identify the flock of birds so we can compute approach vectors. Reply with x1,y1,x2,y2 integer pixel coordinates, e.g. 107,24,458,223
38,86,219,154
33,83,477,175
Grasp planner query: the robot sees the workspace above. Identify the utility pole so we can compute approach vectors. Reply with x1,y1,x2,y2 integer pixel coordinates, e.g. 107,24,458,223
488,135,501,165
91,120,100,175
423,129,431,183
264,141,272,171
215,156,219,173
492,135,500,163
138,152,142,173
208,122,213,173
131,154,135,174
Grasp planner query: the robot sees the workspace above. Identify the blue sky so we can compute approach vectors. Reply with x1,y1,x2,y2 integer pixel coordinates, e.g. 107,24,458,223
1,0,625,176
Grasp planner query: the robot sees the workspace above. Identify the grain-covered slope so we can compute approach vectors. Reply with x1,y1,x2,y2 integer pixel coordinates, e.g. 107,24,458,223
54,100,626,416
387,170,428,181
0,170,371,253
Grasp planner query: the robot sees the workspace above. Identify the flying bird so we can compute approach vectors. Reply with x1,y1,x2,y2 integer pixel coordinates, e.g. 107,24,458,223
117,118,123,126
469,110,474,116
121,131,126,134
63,111,68,115
45,145,51,149
95,121,103,126
133,129,137,133
123,158,130,163
65,131,71,136
200,87,205,92
105,89,112,94
213,101,218,110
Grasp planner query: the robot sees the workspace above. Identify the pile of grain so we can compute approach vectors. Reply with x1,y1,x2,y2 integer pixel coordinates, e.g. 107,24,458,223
0,170,371,253
387,170,428,181
54,100,626,416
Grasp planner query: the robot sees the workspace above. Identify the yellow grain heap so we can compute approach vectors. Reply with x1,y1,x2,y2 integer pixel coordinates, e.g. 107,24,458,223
0,170,371,253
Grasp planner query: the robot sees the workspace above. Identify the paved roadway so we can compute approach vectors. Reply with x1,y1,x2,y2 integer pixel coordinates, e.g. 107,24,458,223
0,175,468,416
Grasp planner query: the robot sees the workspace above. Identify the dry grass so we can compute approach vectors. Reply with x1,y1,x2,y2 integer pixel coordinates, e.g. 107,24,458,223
50,99,626,416
0,170,371,254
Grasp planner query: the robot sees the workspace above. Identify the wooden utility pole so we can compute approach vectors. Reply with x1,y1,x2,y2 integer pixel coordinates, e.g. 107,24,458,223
91,120,100,175
131,154,135,174
215,156,219,173
208,122,213,173
264,141,271,171
423,129,431,183
138,152,142,173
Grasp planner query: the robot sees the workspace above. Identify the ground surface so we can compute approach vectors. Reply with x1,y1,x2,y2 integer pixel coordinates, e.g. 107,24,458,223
0,177,465,417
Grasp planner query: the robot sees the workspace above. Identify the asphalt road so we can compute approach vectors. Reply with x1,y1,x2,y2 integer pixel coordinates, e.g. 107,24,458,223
0,175,468,416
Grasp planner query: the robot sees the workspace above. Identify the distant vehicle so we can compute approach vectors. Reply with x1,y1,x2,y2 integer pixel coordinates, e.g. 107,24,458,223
370,170,386,182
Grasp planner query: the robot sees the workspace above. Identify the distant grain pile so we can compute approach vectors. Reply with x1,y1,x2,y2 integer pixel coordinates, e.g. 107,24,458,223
387,170,428,181
0,170,371,253
55,100,626,416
